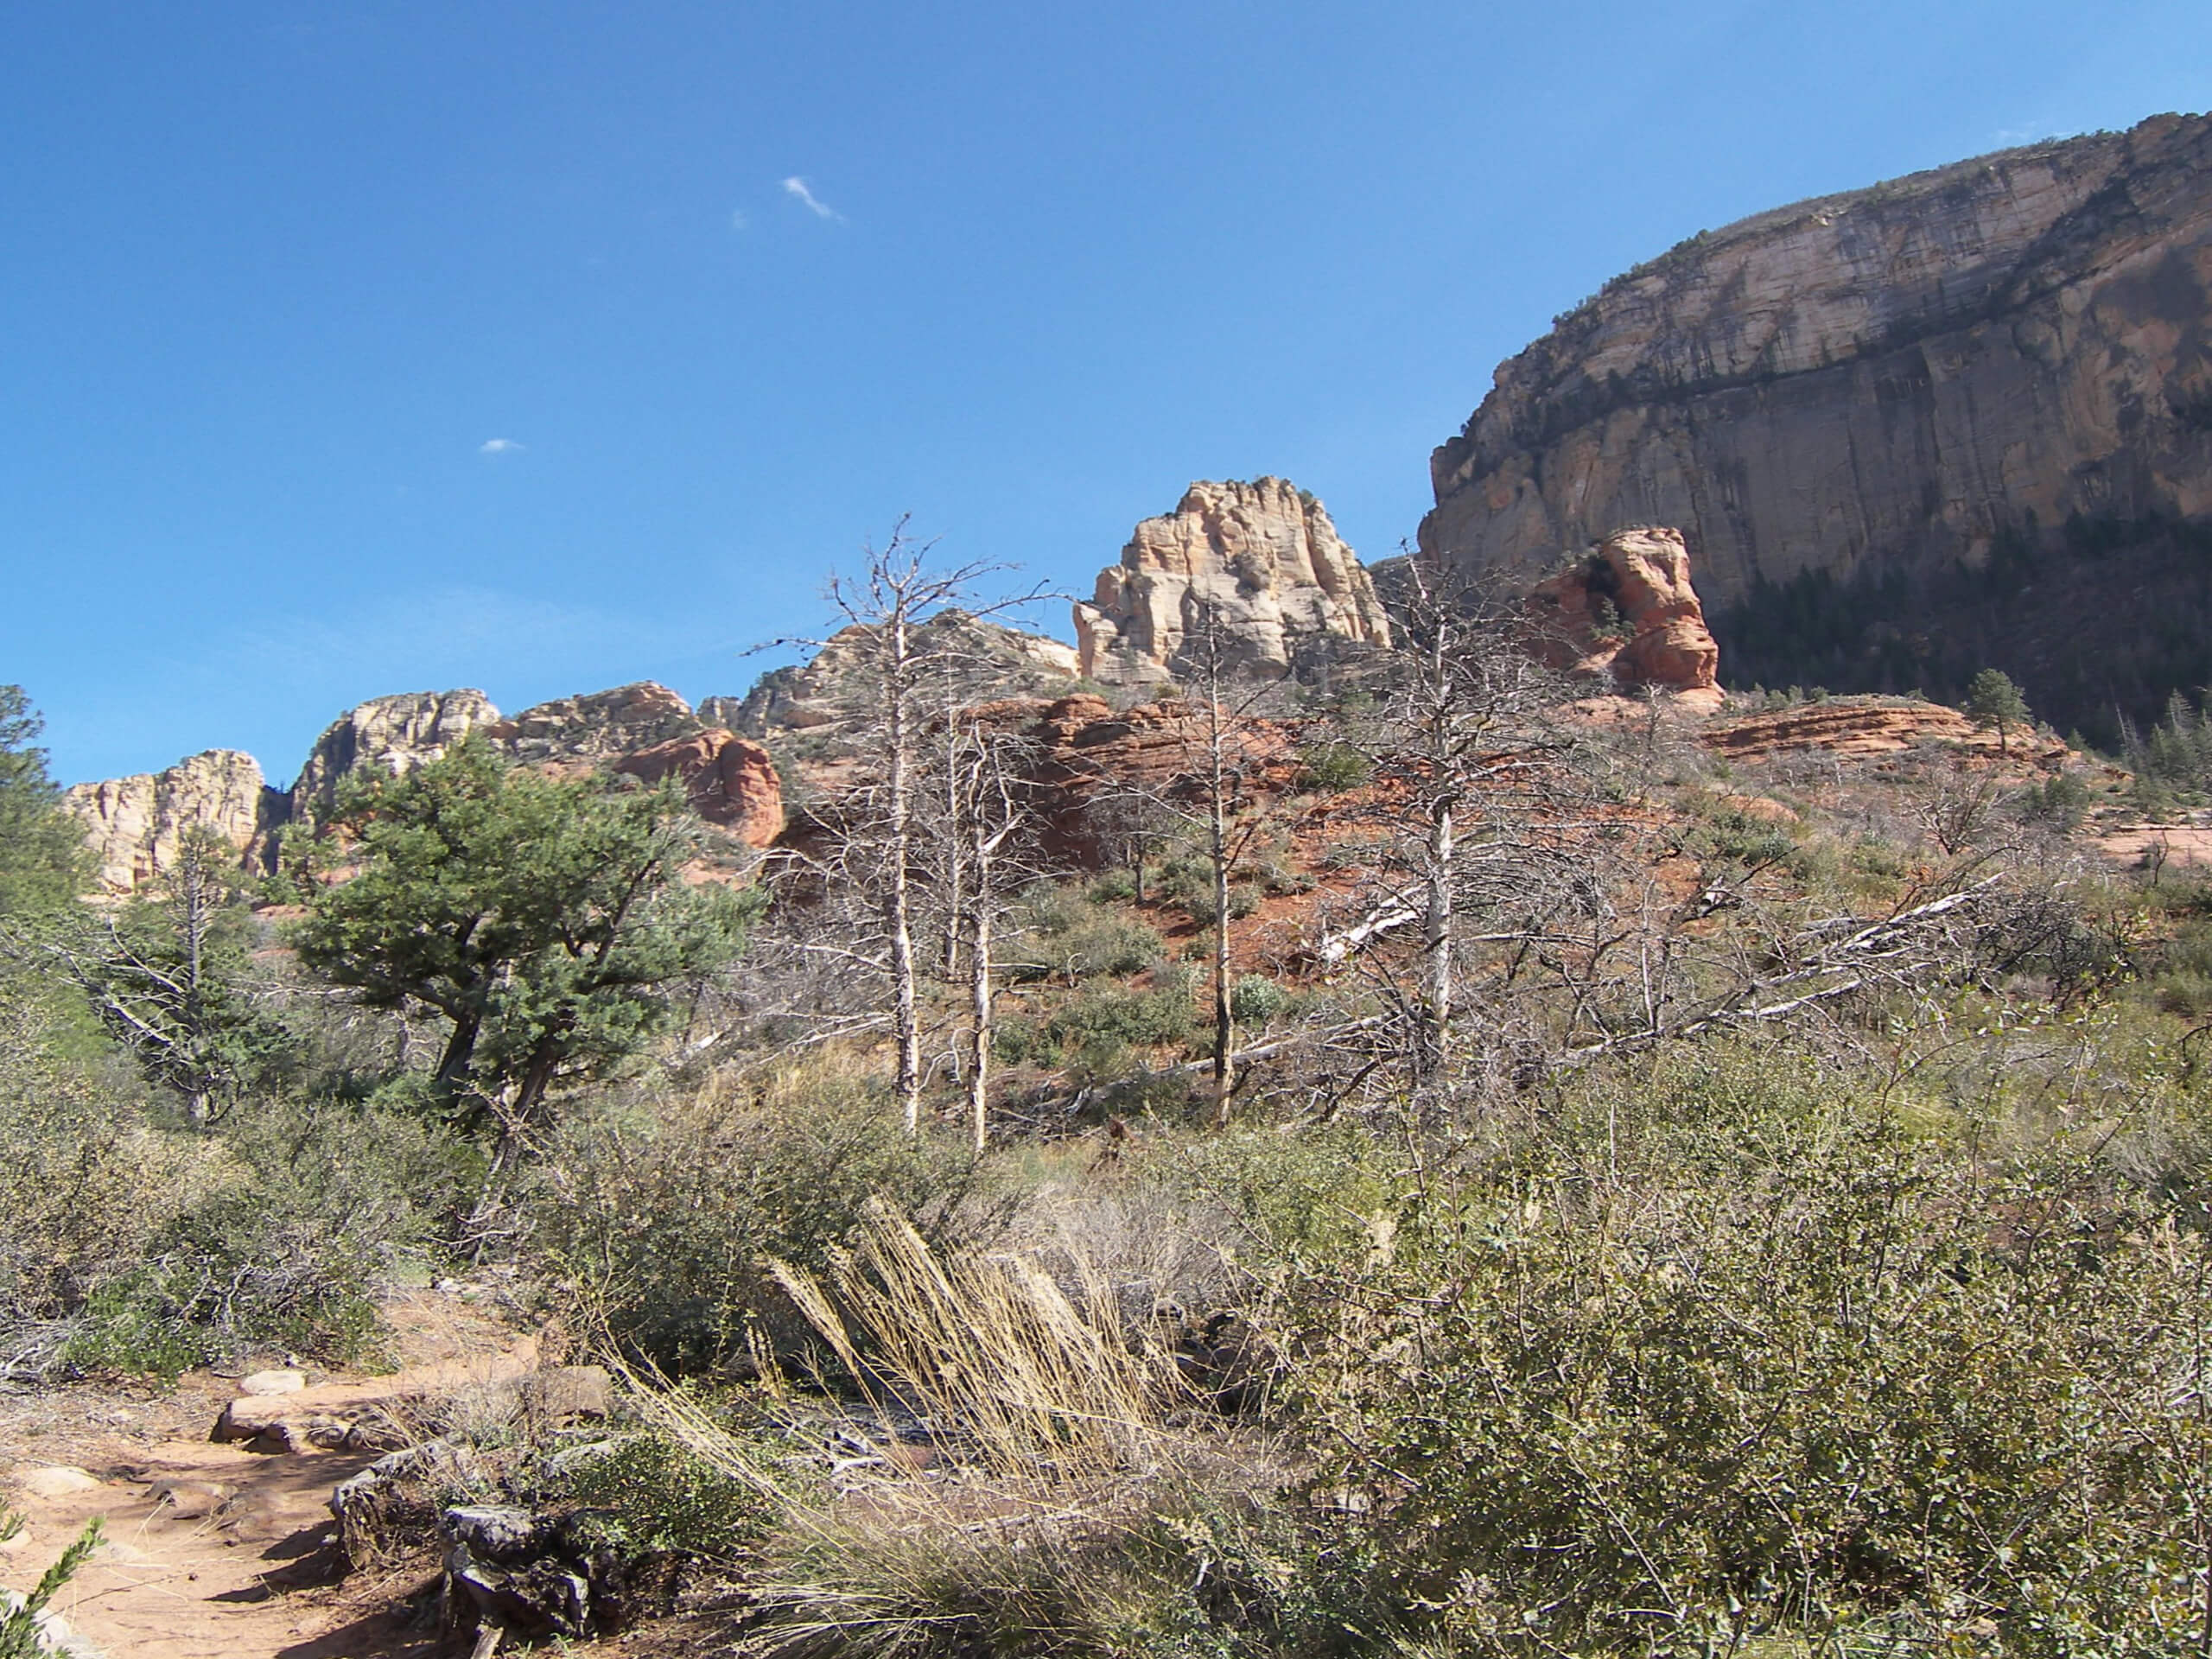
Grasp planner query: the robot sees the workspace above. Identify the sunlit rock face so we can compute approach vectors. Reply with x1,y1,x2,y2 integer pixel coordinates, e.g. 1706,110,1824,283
1421,114,2212,608
65,750,285,894
289,690,501,826
1525,528,1721,701
720,615,1079,743
1076,478,1392,686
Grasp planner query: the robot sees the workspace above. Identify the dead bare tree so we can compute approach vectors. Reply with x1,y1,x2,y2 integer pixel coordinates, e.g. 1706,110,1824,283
763,522,1046,1134
938,718,1039,1150
1156,602,1314,1128
1309,558,1586,1103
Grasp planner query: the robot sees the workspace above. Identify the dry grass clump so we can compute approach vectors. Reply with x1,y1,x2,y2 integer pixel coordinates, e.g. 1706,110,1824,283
603,1205,1304,1658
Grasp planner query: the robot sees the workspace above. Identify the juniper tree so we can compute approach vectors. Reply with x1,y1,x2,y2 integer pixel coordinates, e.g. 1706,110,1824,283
296,738,757,1155
1967,667,2031,756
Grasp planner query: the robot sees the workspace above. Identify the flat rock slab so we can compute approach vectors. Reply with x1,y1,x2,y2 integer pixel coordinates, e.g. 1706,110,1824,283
236,1370,307,1397
213,1338,540,1446
10,1466,102,1498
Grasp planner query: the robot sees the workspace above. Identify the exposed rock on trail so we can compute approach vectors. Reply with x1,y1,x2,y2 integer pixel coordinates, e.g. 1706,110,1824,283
0,1297,544,1659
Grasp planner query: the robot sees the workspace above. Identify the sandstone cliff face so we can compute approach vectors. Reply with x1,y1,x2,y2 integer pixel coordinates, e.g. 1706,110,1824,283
290,690,500,824
1525,528,1722,702
65,750,284,894
486,682,701,766
1077,479,1392,685
1421,114,2212,620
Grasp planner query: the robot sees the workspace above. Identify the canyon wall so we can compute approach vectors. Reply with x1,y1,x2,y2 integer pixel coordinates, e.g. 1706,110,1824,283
1418,112,2212,733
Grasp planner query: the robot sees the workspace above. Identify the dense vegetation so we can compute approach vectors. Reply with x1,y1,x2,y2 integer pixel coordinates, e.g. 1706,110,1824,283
1715,512,2212,748
4,550,2212,1659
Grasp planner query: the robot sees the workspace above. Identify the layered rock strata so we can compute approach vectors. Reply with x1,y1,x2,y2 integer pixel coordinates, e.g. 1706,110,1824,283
1421,113,2212,683
1077,479,1391,685
725,614,1079,742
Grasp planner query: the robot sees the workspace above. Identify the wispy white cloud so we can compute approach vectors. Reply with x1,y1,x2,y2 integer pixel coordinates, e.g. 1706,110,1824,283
479,437,525,455
782,176,842,221
730,208,750,232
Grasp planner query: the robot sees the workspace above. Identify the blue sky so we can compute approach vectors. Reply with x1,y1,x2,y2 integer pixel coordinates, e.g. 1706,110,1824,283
6,1,2208,785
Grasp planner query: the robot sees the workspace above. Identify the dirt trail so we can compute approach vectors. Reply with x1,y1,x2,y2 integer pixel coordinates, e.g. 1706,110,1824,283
0,1292,532,1659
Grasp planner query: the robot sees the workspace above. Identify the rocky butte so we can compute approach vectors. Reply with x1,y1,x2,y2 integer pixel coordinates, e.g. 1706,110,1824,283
1077,478,1392,685
67,683,785,896
1419,111,2212,738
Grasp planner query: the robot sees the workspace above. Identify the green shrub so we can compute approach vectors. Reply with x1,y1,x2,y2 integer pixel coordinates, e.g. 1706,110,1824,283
2015,768,2093,830
1280,1046,2212,1653
1019,886,1166,980
1184,883,1261,927
59,1096,472,1376
1087,868,1138,903
0,984,226,1350
1228,975,1288,1027
1298,742,1372,793
1002,980,1200,1081
529,1072,977,1374
557,1432,778,1560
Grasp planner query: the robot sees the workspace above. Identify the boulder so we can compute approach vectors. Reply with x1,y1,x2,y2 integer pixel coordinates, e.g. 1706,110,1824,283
612,731,783,848
237,1369,307,1396
1077,479,1392,685
1525,528,1721,700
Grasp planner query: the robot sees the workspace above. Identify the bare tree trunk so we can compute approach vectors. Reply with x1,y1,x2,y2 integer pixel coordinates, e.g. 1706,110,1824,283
1423,794,1453,1078
968,897,992,1153
1205,679,1236,1128
885,610,923,1135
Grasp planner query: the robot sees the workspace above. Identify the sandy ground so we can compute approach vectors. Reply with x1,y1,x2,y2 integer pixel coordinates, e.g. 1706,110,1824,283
0,1291,540,1659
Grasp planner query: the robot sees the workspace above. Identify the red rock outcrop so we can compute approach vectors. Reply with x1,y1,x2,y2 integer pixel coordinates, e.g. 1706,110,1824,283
945,692,1300,863
1525,527,1721,702
1702,696,2069,763
613,728,785,849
